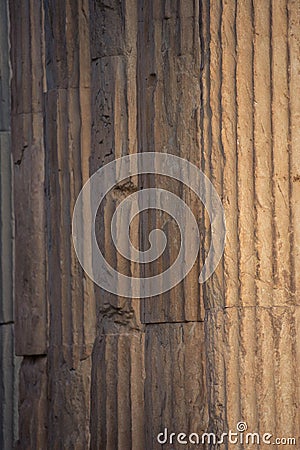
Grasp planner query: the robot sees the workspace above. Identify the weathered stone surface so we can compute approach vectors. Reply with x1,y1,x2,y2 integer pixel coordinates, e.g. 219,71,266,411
138,0,204,323
10,0,47,356
47,349,92,450
6,0,300,449
0,0,13,326
0,325,20,450
89,2,146,449
201,0,300,446
0,132,13,325
15,356,48,450
0,0,11,132
145,323,208,449
43,1,96,448
205,306,300,447
0,1,20,449
10,1,96,448
90,331,145,450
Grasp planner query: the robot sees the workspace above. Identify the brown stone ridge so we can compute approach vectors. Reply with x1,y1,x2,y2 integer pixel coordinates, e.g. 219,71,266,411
1,0,299,449
0,0,21,448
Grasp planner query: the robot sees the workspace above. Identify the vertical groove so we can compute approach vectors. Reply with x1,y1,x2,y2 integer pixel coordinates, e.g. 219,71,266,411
204,0,300,445
287,0,300,438
253,0,273,308
89,1,145,448
235,0,258,437
13,0,47,356
44,1,94,447
140,0,203,322
220,0,241,436
253,0,276,435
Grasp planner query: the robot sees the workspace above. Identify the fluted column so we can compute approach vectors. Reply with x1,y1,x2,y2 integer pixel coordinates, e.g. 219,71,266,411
10,0,47,448
8,1,300,449
43,0,96,447
89,1,145,449
201,0,300,447
136,2,209,448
